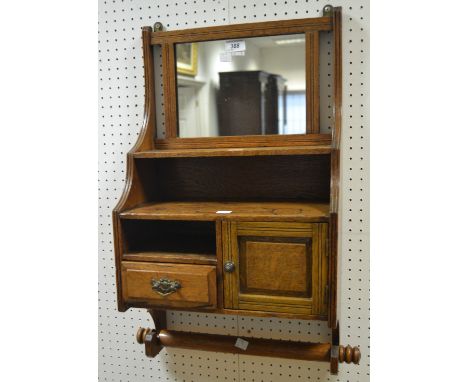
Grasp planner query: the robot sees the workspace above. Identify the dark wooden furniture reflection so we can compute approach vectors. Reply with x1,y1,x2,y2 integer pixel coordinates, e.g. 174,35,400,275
217,71,287,136
113,5,359,375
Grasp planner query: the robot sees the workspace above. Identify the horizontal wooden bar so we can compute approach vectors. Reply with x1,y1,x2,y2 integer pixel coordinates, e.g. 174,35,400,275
133,145,332,159
154,134,332,150
158,330,331,362
125,302,328,320
151,17,332,44
123,252,217,265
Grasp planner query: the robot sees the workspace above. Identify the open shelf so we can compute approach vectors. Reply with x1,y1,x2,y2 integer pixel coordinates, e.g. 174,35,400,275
133,145,332,159
120,220,216,264
131,155,331,203
120,201,330,222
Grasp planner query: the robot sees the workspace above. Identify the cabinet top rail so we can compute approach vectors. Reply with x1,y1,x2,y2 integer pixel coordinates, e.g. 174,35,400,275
150,16,332,44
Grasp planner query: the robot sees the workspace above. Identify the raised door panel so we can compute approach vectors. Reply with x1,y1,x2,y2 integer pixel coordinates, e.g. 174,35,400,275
223,221,328,317
239,237,311,297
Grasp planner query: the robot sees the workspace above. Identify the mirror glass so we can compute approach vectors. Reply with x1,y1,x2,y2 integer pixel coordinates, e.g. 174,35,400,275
175,34,306,138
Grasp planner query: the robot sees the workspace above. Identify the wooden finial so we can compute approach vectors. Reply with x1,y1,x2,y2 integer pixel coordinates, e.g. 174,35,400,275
135,327,164,358
338,345,361,364
136,327,152,344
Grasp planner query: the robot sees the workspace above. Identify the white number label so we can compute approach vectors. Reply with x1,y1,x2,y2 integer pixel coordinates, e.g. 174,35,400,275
225,40,246,53
234,338,249,351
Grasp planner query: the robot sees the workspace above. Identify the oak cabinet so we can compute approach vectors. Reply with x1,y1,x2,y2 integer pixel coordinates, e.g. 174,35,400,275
112,11,341,326
112,7,361,373
223,222,328,317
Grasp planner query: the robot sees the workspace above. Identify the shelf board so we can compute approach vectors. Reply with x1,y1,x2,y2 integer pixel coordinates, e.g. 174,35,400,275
120,201,330,222
123,251,217,265
133,145,332,159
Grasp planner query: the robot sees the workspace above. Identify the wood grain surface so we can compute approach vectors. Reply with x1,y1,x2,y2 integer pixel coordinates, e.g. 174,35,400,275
122,262,217,309
120,201,330,222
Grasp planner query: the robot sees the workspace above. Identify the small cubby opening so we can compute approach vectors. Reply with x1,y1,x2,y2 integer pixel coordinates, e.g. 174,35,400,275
133,154,331,203
121,219,216,256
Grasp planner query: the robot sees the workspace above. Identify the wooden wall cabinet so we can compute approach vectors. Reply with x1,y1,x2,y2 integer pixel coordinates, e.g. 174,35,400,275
113,5,360,374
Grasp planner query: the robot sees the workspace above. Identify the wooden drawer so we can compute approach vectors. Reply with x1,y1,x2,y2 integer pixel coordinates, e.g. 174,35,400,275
121,261,217,309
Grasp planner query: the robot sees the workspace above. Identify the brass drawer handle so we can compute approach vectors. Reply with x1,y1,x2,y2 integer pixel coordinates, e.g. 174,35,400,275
151,278,181,296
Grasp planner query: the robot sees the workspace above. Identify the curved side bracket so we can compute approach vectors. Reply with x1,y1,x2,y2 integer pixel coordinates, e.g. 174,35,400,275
113,26,157,215
135,310,167,357
112,26,160,311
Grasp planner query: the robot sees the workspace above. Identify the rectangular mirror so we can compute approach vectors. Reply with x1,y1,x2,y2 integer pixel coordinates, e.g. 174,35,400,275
175,34,306,138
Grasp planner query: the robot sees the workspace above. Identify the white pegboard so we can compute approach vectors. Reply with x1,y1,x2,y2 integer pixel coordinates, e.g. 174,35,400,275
98,1,369,381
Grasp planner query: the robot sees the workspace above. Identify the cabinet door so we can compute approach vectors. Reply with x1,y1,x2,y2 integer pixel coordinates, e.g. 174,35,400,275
223,221,328,317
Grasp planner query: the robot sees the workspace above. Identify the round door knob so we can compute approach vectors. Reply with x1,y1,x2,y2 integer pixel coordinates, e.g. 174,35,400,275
224,261,235,273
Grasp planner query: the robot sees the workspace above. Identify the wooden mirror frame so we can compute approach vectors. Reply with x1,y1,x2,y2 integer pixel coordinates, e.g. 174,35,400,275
137,8,341,151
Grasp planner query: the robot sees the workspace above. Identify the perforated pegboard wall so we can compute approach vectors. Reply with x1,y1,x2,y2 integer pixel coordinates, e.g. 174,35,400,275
98,1,369,381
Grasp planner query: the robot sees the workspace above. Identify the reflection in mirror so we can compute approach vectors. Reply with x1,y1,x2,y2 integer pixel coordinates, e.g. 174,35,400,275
175,34,306,138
